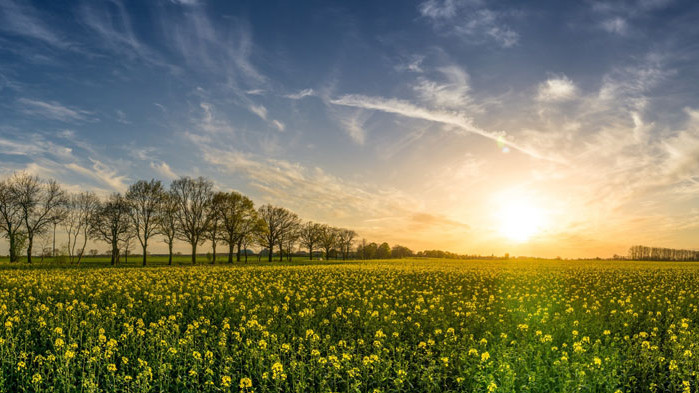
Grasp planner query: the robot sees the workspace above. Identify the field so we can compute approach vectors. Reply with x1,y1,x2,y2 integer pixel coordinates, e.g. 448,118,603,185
0,258,697,392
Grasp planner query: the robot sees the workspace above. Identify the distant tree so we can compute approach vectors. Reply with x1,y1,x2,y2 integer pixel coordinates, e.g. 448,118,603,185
337,229,357,260
242,217,265,263
156,191,179,265
11,173,67,263
212,191,255,263
205,204,221,264
299,221,322,260
376,242,391,259
89,249,98,257
90,193,131,265
126,179,164,266
257,204,298,262
318,225,338,260
281,219,301,262
63,192,99,264
170,177,214,265
277,213,300,262
391,244,413,259
0,176,24,262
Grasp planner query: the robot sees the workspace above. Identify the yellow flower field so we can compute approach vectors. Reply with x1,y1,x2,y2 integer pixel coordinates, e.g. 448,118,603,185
0,258,697,392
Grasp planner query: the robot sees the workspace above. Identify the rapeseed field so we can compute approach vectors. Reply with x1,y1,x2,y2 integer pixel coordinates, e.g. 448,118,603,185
0,259,697,392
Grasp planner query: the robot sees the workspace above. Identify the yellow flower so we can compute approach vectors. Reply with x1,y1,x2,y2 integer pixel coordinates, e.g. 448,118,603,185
239,377,253,389
31,373,42,384
221,375,232,387
481,352,490,362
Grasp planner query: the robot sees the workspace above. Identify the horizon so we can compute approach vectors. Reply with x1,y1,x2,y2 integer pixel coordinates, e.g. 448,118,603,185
1,0,699,258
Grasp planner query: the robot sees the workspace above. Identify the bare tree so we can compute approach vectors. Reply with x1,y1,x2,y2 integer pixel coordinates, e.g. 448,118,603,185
90,193,131,265
126,179,164,266
0,176,24,262
170,177,213,265
299,221,322,260
318,224,338,260
337,229,357,260
281,219,301,262
212,192,255,263
257,204,298,262
205,205,221,264
156,192,179,265
11,173,67,263
64,192,99,264
241,217,265,263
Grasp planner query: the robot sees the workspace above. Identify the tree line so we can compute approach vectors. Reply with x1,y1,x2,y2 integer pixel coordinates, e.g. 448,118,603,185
0,172,371,265
627,245,699,261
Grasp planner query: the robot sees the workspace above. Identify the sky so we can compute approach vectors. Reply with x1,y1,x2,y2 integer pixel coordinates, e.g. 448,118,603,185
1,0,699,258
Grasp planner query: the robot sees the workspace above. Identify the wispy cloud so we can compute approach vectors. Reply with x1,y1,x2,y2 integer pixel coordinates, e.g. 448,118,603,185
414,65,473,109
330,94,558,161
537,75,578,102
285,88,315,99
66,158,129,193
419,0,519,47
150,161,178,180
17,98,93,122
0,0,73,49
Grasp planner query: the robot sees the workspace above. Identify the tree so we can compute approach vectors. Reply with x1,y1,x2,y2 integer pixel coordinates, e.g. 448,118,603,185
0,176,24,262
241,217,265,263
376,242,391,259
357,238,368,260
63,192,99,264
299,221,322,260
90,193,131,265
337,229,357,260
281,219,301,262
318,225,338,260
156,192,179,265
11,173,67,263
170,177,214,265
257,204,298,262
205,205,221,264
391,244,413,259
125,179,164,266
211,191,255,263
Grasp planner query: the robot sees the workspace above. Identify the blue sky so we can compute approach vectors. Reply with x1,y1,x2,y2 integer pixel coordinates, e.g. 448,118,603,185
1,0,699,257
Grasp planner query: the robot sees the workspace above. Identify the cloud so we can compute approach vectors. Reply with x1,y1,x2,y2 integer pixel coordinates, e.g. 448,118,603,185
337,110,368,145
150,161,178,180
601,17,628,35
285,88,315,99
330,94,558,162
66,158,128,192
0,0,72,49
537,76,578,102
414,65,472,109
115,109,130,124
17,98,93,122
419,0,519,47
249,104,268,120
79,0,171,70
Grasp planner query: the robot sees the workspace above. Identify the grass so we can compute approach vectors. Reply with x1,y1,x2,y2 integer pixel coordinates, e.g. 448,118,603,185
0,258,696,392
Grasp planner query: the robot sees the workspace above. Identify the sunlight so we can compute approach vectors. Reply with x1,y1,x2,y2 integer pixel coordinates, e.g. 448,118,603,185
497,198,546,243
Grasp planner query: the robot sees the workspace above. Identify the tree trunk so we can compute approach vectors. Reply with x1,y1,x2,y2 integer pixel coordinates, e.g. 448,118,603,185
228,241,234,264
279,243,283,262
236,240,242,262
168,241,173,265
26,234,33,264
8,232,16,263
142,244,147,266
191,243,197,265
267,241,273,262
111,241,117,265
211,241,217,264
52,223,56,259
309,246,313,260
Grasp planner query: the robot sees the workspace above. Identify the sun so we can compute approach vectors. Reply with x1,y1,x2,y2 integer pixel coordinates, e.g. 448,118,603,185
497,199,546,243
